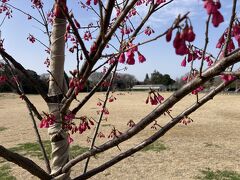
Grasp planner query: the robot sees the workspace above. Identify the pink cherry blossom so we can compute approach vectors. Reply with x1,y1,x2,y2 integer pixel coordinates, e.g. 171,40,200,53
181,57,187,67
137,51,146,63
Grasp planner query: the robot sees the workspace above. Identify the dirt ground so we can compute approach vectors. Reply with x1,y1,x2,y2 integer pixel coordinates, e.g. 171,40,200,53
1,92,240,180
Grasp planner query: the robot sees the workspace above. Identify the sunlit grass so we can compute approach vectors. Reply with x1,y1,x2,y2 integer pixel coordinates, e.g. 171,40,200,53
9,141,89,160
197,168,240,180
142,141,167,152
0,164,16,180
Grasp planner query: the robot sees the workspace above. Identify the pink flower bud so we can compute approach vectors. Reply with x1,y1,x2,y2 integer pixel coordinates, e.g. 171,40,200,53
137,51,146,63
181,57,187,67
212,10,224,27
118,53,125,64
166,28,172,42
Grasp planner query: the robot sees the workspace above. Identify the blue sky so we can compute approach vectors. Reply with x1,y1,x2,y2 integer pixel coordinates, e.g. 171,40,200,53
0,0,238,81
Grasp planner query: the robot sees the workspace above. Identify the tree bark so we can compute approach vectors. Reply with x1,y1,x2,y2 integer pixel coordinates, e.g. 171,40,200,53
0,145,52,180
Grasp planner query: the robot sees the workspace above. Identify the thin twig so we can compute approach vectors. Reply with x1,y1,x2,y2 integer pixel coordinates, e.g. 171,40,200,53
199,14,211,76
73,80,235,180
71,60,118,114
223,0,237,57
5,2,44,26
61,7,90,61
3,57,51,173
0,49,49,102
62,48,240,173
83,62,118,173
27,103,51,173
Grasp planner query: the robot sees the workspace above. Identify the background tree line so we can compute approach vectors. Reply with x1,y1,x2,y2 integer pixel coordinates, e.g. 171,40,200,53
143,70,175,86
0,66,137,93
1,67,237,94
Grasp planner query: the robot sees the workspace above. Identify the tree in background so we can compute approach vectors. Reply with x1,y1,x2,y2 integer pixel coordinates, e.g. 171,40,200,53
143,70,175,86
144,73,150,84
0,0,240,179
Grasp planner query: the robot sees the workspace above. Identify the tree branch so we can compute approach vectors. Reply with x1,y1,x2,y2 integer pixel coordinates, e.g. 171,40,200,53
71,60,118,114
0,145,52,180
62,49,240,173
83,61,118,173
62,9,90,62
200,14,211,76
0,49,49,102
73,79,234,180
223,0,237,57
3,58,51,172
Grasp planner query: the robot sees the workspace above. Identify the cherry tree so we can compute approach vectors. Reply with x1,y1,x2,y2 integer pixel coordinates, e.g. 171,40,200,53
0,0,239,179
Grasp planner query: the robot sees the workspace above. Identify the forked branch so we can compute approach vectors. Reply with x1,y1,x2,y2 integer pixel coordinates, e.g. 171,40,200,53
74,79,234,179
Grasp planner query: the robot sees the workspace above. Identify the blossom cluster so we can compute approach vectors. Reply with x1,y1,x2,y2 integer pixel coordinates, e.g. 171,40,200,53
86,0,98,6
179,116,193,125
220,74,236,83
127,119,136,128
27,34,36,43
31,0,43,9
64,115,95,135
182,70,205,95
216,21,240,55
146,90,164,105
170,25,195,56
64,113,95,143
0,1,12,19
108,127,122,139
118,43,146,65
180,46,214,68
39,113,56,128
0,75,7,84
203,0,224,27
136,0,166,6
39,111,95,143
69,77,84,96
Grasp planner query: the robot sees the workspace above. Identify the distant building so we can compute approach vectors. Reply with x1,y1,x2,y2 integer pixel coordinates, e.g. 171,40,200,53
131,84,167,91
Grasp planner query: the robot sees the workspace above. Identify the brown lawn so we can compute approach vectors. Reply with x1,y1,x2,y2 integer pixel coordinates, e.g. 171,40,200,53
1,92,240,180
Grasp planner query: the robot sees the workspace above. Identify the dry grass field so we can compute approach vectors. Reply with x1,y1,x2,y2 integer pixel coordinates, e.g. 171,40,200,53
1,92,240,180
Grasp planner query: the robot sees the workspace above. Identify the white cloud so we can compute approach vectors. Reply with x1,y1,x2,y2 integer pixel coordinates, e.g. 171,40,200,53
135,0,203,27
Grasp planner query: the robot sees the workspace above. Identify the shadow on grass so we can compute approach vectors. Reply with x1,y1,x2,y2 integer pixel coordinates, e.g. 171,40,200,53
197,168,240,180
141,141,167,153
203,142,221,148
9,140,89,160
0,164,16,180
0,127,7,132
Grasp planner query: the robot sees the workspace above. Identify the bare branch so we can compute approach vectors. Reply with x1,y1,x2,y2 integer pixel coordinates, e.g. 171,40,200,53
0,145,52,180
93,0,139,61
71,60,118,114
73,79,233,180
83,62,118,173
223,0,237,57
62,49,240,173
3,58,51,172
5,2,44,26
199,14,211,76
61,8,90,61
221,71,240,76
27,104,51,173
101,12,189,59
0,49,49,102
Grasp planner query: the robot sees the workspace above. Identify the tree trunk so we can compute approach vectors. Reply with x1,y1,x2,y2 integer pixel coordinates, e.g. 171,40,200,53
48,12,70,179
